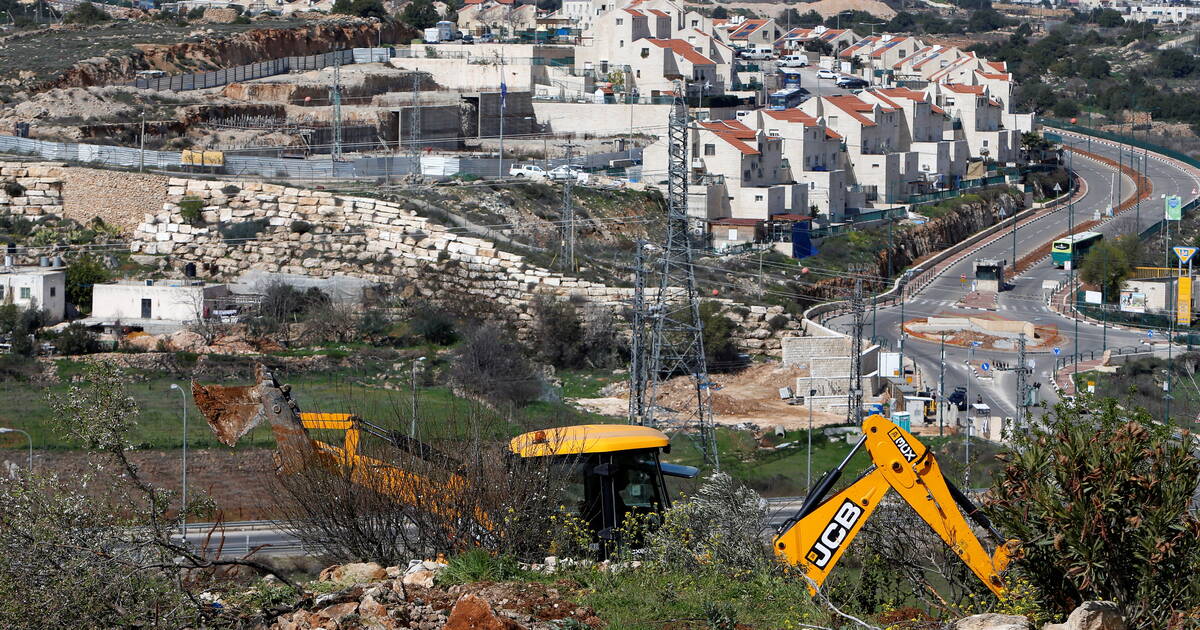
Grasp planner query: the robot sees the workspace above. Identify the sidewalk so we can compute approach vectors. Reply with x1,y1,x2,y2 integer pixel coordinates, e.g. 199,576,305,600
1054,356,1108,396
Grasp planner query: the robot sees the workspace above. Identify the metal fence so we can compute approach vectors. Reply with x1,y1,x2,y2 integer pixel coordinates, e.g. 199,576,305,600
0,134,642,182
126,48,390,92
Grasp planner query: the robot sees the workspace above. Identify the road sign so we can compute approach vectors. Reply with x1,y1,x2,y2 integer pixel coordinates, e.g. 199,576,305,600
981,362,991,372
1148,330,1155,339
1053,347,1061,355
1087,381,1096,394
1052,182,1063,193
960,273,967,284
1166,195,1183,221
1174,246,1198,265
971,341,982,347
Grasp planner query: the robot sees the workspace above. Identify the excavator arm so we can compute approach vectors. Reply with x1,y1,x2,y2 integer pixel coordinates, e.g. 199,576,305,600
773,414,1020,596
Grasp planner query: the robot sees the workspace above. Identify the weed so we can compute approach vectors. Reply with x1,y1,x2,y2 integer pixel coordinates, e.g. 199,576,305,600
438,549,524,585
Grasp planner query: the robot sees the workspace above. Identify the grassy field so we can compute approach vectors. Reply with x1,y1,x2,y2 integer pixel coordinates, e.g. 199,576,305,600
666,427,1005,497
1073,361,1200,432
0,358,605,453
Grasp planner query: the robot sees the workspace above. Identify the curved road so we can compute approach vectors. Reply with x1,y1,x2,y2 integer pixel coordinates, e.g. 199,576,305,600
827,132,1200,420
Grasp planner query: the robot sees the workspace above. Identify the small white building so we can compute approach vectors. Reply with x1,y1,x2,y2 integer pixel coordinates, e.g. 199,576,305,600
0,266,66,324
91,280,230,323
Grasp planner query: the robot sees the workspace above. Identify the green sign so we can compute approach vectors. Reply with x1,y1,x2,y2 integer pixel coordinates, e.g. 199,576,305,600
1166,195,1183,221
1043,132,1063,144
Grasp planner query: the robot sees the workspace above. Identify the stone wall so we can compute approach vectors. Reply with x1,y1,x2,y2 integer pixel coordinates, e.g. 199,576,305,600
0,162,64,217
61,166,169,230
131,177,801,354
782,335,851,367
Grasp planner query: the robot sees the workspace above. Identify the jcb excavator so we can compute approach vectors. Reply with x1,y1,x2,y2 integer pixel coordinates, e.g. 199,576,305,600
193,366,1019,596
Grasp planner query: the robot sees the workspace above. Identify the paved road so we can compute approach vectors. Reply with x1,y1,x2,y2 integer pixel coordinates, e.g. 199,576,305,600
826,134,1200,421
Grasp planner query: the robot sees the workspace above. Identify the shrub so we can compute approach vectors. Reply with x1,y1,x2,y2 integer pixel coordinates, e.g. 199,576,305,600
64,1,110,24
699,301,742,370
290,220,312,234
65,255,110,312
219,218,269,241
438,549,523,585
449,323,541,407
3,182,24,197
220,185,241,196
410,307,458,346
531,295,585,368
986,396,1200,629
55,323,97,356
178,197,204,225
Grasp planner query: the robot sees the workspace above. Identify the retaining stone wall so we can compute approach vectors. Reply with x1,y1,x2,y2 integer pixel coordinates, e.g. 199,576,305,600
130,177,802,354
0,162,64,218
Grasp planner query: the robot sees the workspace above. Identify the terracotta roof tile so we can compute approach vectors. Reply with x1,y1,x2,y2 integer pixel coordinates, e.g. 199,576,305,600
825,94,878,127
648,38,716,65
623,8,645,16
943,83,984,94
648,8,669,17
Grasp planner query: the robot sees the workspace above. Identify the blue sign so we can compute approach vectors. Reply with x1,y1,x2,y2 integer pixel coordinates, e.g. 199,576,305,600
1053,347,1062,355
981,362,991,372
971,341,982,347
1148,330,1155,338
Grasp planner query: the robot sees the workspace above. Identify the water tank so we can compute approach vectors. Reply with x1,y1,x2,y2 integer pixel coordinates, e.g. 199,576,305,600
3,255,12,267
38,256,49,267
52,256,64,267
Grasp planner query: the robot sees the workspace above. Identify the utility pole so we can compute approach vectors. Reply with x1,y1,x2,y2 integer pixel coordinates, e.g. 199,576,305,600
848,278,865,425
139,110,146,173
628,240,648,424
1016,332,1028,431
645,84,719,468
330,51,343,163
938,333,946,437
408,72,422,179
1068,144,1079,379
560,139,581,272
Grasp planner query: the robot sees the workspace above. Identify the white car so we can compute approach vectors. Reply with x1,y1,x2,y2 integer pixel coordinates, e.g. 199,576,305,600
816,68,838,80
509,164,547,180
779,55,809,68
548,165,583,181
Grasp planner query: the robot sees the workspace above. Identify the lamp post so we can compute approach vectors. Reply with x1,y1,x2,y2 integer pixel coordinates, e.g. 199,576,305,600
0,427,31,473
168,383,188,536
411,357,427,436
807,388,816,492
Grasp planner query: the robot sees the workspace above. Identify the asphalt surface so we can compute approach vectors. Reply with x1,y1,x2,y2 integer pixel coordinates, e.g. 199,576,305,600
825,133,1200,421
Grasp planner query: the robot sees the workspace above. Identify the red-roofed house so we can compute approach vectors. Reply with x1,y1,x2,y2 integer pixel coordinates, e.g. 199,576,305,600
928,82,1019,163
624,38,722,96
801,94,921,205
650,118,810,232
860,87,967,184
777,26,858,53
755,108,849,219
724,16,781,48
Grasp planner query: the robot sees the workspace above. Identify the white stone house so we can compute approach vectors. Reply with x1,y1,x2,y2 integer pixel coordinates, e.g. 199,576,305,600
859,87,966,184
930,83,1020,164
91,281,231,323
756,108,848,220
0,266,66,324
802,94,919,206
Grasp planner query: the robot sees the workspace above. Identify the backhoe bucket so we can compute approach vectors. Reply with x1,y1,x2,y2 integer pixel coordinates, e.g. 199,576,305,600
192,379,267,447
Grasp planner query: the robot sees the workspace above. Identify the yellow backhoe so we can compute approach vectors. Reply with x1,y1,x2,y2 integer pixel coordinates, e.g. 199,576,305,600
193,366,1019,596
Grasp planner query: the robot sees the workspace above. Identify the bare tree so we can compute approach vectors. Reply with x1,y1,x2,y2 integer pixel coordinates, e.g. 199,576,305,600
0,363,299,628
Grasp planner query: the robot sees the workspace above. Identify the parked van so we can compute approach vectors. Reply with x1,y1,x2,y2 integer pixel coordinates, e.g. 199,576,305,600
509,164,548,180
739,46,774,60
779,54,808,68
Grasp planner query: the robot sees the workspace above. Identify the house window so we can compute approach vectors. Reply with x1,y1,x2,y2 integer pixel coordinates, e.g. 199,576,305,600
619,40,624,47
744,170,751,180
872,163,879,168
20,287,31,300
0,286,4,300
616,18,623,25
728,228,738,241
641,47,649,58
755,195,764,202
829,115,838,125
636,69,641,78
704,144,716,155
691,19,698,26
49,287,55,297
982,140,989,147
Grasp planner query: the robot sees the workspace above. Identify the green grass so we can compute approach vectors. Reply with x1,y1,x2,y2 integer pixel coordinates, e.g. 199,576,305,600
574,566,821,630
664,427,1004,497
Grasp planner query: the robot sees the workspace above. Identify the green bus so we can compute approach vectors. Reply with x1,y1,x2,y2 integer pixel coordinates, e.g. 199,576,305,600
1051,231,1103,268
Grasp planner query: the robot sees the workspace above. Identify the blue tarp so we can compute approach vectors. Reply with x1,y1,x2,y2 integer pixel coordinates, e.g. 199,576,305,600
791,222,817,259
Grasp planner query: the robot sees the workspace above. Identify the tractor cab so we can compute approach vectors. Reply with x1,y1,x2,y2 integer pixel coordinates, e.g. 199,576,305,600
510,424,697,553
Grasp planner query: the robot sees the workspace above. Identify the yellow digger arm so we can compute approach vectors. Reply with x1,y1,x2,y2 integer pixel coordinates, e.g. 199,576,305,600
772,414,1020,596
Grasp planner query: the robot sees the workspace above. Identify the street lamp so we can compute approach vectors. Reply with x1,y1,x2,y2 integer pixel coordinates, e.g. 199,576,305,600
168,383,188,536
411,357,427,436
0,427,31,473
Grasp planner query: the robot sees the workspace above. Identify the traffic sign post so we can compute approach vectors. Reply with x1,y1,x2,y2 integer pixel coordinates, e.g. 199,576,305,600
981,362,991,372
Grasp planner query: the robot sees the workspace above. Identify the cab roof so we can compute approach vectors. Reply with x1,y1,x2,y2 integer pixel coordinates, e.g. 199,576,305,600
510,424,669,457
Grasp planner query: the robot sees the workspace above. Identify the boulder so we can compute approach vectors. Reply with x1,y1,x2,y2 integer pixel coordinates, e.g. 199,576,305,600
954,613,1032,630
402,569,437,588
320,562,387,585
445,594,526,630
1044,602,1125,630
